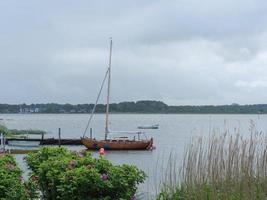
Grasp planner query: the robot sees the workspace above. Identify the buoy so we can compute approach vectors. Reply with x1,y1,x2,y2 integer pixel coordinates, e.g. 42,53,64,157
99,148,105,156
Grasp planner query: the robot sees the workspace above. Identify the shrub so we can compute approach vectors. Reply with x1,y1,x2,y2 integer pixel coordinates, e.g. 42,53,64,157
0,123,45,138
0,154,36,200
0,124,8,135
26,147,146,200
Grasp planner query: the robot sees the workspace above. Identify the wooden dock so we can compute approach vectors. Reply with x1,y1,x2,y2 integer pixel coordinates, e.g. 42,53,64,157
5,138,82,145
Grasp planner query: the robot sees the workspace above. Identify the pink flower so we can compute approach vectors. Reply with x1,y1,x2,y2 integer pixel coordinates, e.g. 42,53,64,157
67,160,76,170
5,163,15,171
31,175,37,182
100,173,108,181
77,152,84,158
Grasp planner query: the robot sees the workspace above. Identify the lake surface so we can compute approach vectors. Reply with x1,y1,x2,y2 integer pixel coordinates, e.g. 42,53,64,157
1,114,266,198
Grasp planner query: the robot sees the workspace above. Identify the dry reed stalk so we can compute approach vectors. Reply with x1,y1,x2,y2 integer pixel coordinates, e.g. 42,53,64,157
159,122,267,200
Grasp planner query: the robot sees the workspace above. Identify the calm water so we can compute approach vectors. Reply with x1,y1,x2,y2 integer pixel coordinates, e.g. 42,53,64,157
1,114,266,198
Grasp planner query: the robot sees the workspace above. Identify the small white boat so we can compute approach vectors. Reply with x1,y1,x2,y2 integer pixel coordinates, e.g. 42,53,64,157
137,124,159,129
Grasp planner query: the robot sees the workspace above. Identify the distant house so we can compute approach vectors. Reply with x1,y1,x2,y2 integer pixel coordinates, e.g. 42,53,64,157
19,107,40,113
59,109,66,113
21,108,30,113
78,109,87,113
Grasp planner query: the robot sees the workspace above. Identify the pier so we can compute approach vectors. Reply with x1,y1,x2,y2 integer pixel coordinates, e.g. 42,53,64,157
5,137,82,145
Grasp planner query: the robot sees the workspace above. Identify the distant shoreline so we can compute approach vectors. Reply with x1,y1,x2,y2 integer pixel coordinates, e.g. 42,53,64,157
0,113,266,115
1,100,267,114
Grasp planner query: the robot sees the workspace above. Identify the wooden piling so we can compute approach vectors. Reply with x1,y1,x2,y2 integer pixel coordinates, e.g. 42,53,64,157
58,128,61,147
90,128,92,139
0,133,3,150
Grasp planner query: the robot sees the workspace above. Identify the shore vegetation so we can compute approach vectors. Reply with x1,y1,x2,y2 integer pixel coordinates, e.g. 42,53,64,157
157,125,267,200
1,101,267,114
0,123,45,138
0,147,145,200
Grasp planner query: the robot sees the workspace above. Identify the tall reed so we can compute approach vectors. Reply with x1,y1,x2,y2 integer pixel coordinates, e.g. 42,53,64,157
158,124,267,200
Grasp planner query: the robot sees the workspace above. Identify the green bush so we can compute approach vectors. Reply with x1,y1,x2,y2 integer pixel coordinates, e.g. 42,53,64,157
0,154,37,200
0,124,8,135
26,147,146,200
0,123,45,138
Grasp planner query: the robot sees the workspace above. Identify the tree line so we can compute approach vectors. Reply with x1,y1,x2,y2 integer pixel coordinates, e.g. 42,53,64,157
0,100,267,114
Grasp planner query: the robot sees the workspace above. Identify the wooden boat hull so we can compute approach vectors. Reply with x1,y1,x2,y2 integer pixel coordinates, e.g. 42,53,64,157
81,138,153,150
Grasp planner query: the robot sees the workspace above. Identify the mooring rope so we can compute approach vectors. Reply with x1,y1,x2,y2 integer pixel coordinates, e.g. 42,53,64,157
83,68,109,137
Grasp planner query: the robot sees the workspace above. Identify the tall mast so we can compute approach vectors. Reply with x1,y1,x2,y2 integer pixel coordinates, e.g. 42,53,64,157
105,38,112,140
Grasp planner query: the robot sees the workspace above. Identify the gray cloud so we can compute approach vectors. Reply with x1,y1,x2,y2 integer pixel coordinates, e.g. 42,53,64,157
1,0,267,105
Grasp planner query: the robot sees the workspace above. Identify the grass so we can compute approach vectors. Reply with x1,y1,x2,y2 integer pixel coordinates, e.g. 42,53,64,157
0,123,45,138
157,122,267,200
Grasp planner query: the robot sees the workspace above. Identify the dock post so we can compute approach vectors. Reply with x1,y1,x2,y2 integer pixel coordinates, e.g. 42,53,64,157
0,133,5,152
3,135,5,151
0,133,3,150
41,132,44,142
58,128,61,147
90,128,92,139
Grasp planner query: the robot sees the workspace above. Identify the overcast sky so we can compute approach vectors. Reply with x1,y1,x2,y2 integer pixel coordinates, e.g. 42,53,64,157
1,0,267,105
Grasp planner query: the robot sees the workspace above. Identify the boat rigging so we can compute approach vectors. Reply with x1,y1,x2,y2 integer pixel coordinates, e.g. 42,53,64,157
81,39,154,150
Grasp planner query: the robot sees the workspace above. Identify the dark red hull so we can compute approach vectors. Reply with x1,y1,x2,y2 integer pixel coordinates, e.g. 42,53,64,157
81,138,153,150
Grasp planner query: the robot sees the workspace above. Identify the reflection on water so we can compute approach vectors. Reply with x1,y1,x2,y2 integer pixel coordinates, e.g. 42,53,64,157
1,114,266,198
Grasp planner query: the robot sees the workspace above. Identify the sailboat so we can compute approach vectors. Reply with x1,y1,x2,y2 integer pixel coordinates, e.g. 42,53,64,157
81,39,154,150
